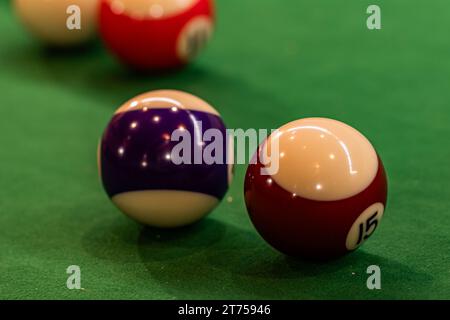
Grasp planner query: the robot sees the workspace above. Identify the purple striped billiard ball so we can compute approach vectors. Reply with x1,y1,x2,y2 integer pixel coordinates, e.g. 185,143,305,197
99,90,233,228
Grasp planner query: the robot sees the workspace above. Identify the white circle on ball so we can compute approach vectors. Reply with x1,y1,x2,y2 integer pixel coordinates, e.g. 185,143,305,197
177,16,213,61
345,202,385,251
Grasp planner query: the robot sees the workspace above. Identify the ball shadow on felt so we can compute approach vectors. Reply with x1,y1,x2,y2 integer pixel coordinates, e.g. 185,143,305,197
82,214,225,264
137,217,226,262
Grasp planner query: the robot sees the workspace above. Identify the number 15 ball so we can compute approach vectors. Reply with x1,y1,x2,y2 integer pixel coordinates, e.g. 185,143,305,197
99,0,215,70
244,118,388,259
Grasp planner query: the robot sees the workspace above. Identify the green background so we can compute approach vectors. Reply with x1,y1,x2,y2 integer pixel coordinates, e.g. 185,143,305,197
1,0,449,299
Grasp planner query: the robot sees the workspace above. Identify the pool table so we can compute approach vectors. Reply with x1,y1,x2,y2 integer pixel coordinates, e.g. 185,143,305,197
0,0,449,300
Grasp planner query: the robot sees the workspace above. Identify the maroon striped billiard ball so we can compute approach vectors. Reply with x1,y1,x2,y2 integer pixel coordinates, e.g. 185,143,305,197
244,118,388,259
99,0,215,70
98,90,233,228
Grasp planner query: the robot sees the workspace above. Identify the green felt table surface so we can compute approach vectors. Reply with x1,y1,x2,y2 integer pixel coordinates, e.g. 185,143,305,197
0,0,449,300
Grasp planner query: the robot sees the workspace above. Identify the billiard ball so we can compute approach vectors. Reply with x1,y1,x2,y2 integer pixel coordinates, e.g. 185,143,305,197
13,0,99,47
244,118,388,259
99,0,215,70
99,90,233,228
